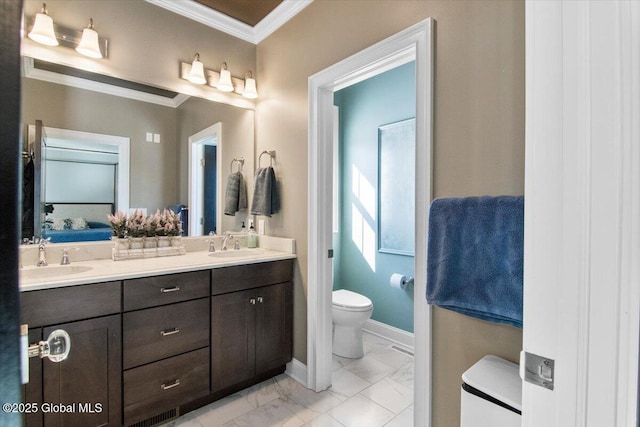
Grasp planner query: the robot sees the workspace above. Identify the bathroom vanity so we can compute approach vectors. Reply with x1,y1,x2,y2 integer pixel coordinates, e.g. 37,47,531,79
19,243,294,427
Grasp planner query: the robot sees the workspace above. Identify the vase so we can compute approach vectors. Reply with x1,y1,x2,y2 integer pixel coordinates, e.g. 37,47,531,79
157,236,171,248
170,236,182,247
113,237,129,251
129,237,144,250
143,237,156,249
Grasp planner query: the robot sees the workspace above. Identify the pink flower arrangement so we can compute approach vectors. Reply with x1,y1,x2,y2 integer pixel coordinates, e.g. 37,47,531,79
107,211,127,238
108,209,183,238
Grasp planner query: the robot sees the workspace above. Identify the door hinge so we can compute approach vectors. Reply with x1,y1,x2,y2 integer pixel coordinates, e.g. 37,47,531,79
520,351,554,390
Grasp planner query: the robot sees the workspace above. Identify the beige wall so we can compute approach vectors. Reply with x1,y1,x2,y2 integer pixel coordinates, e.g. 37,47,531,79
255,1,525,426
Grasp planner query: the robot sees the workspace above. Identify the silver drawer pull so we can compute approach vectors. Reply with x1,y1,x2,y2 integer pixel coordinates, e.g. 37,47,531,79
250,298,256,305
161,379,181,390
257,296,263,303
160,328,180,336
160,286,181,293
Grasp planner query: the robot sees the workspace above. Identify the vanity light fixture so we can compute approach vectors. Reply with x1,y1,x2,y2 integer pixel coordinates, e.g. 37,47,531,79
216,62,234,92
28,3,58,46
188,53,207,85
75,19,102,59
243,71,258,99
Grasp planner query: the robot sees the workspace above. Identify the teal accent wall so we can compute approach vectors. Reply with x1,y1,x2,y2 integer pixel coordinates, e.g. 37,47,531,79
333,62,415,332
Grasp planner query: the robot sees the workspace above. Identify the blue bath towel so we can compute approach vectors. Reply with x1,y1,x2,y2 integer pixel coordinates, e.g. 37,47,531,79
426,196,524,328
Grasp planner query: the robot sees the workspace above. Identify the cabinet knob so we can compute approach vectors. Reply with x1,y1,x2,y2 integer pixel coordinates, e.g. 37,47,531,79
250,298,256,305
257,296,263,303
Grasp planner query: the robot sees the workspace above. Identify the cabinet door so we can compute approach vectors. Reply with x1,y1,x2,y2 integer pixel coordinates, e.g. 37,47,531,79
255,282,293,374
42,315,121,427
211,288,256,392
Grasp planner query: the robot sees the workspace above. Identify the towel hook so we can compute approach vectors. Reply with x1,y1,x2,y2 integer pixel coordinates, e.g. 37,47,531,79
230,157,244,173
259,150,275,168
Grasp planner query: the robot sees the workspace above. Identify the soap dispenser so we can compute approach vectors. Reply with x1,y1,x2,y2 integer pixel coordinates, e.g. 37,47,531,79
240,221,246,234
247,221,257,248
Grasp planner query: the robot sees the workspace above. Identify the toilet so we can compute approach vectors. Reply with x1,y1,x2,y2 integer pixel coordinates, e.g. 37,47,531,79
332,289,373,358
460,355,522,427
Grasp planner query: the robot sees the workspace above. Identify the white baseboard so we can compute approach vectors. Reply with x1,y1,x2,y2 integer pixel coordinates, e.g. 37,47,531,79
362,319,414,351
285,358,308,388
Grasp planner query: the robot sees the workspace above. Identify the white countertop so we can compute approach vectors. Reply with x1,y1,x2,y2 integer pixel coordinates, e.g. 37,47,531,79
20,236,296,292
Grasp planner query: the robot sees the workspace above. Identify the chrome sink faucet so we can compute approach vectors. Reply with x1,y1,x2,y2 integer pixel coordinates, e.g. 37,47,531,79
222,232,233,251
208,231,216,252
37,238,50,267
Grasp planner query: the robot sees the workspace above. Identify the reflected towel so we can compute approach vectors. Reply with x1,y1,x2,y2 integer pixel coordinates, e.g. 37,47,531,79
224,172,247,216
426,196,524,328
251,167,280,217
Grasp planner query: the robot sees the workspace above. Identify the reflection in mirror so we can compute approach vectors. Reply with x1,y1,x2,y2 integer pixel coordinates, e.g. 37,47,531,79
21,61,254,243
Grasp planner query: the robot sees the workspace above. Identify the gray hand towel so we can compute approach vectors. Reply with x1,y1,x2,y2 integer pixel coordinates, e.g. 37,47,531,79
224,172,247,216
251,166,280,216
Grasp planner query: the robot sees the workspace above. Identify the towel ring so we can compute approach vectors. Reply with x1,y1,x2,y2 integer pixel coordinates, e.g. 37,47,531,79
230,158,244,173
259,150,275,168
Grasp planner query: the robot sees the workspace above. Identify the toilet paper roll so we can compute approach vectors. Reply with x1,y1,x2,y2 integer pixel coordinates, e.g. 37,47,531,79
390,273,407,290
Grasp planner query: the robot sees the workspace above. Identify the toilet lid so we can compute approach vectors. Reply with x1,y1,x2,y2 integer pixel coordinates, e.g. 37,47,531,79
332,289,373,310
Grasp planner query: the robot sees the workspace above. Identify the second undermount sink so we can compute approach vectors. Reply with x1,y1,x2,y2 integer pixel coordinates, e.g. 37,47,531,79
208,249,264,259
20,265,93,279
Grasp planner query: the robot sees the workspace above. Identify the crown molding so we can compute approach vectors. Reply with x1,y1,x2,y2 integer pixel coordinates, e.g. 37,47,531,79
146,0,313,44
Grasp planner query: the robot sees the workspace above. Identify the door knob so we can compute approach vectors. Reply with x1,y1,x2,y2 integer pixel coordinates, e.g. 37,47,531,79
28,329,71,362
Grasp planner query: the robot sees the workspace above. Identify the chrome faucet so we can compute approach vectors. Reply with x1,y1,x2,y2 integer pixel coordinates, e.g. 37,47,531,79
37,238,50,267
60,249,70,265
208,231,216,252
234,239,240,250
222,233,233,251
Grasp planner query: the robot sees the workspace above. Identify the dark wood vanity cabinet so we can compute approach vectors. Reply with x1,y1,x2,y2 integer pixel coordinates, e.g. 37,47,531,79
20,282,122,427
20,258,294,427
211,260,293,394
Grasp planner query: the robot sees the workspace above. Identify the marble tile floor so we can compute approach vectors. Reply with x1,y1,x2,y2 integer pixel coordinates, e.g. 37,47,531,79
162,332,414,427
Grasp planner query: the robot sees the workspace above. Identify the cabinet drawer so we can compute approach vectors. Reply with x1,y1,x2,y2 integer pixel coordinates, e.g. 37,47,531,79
124,348,209,426
124,270,209,311
211,259,294,295
21,281,121,327
123,298,209,369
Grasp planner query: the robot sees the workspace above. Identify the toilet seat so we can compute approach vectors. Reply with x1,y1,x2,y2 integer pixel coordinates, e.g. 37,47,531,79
332,289,373,312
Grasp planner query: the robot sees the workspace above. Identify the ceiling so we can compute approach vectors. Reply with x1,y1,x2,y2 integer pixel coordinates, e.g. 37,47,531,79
146,0,313,44
193,0,283,27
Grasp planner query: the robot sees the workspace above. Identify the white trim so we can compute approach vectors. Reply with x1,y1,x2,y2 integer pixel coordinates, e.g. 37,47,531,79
145,0,313,45
523,1,640,426
362,319,414,352
285,358,308,388
307,19,433,427
23,57,190,108
30,125,130,213
188,123,222,237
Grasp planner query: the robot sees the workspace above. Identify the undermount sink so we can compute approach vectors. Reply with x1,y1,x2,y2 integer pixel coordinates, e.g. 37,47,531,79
208,249,264,259
20,265,93,279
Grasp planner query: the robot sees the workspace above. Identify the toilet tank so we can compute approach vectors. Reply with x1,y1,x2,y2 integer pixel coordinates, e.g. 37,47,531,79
460,355,522,427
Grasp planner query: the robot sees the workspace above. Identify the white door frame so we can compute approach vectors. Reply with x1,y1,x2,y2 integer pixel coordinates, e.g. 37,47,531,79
308,19,434,426
188,122,222,236
29,125,130,213
524,1,639,425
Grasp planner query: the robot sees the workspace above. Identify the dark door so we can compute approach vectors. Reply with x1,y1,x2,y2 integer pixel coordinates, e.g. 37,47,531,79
211,289,255,392
203,145,217,234
255,283,293,374
42,315,122,427
0,1,24,426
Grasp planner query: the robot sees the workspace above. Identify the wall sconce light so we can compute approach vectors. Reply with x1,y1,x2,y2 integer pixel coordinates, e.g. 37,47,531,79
179,59,257,99
217,62,234,92
25,4,109,59
243,71,258,99
188,53,207,85
75,19,102,59
28,3,58,46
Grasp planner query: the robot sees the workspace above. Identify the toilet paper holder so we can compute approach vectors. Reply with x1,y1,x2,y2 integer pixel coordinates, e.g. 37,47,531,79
390,273,414,289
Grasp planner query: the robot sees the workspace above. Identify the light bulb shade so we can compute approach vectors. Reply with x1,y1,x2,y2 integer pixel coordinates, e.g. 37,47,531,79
188,57,207,85
29,12,58,46
217,68,234,92
76,27,102,58
243,77,258,99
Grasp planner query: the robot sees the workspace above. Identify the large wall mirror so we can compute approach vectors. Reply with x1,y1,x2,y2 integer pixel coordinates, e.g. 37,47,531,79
21,59,255,243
